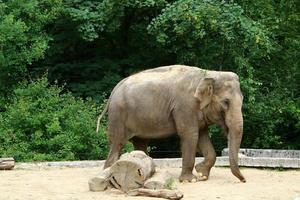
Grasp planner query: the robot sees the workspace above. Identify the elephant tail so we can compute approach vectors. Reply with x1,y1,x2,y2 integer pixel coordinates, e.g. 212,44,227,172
96,103,108,133
96,77,129,133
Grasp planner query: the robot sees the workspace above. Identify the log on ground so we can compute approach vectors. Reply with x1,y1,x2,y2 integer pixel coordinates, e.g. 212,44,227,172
0,157,15,170
128,188,184,200
109,150,155,192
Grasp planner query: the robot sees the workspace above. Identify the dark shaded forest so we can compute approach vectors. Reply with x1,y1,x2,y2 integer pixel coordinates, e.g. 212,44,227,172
0,0,299,161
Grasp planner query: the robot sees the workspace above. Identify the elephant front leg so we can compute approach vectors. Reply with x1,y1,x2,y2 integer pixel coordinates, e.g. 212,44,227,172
179,132,199,183
195,127,216,180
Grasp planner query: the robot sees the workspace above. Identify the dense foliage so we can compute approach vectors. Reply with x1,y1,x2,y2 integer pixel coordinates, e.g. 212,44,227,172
0,77,106,161
0,0,299,161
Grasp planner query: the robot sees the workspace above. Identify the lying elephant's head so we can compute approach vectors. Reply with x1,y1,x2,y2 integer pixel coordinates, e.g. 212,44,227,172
194,72,246,182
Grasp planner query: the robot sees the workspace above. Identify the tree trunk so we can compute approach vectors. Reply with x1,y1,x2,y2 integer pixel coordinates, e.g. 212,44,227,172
0,157,15,170
109,151,155,192
144,169,175,190
88,168,111,191
128,188,184,200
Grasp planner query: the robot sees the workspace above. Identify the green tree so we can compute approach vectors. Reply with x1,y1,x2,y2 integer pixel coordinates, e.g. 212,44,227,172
0,0,299,161
0,0,62,98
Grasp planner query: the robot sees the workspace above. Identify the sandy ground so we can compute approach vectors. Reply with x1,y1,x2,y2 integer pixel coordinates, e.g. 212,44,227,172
0,167,299,200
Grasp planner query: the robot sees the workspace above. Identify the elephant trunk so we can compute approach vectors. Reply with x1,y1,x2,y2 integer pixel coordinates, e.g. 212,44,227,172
227,110,246,182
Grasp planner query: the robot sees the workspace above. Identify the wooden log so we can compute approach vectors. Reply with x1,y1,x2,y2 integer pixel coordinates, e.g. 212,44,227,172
0,157,15,170
109,150,155,192
144,169,176,190
128,188,184,200
88,168,111,191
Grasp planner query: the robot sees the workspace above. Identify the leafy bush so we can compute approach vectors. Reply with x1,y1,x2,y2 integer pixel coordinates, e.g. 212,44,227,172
242,89,300,149
0,77,110,161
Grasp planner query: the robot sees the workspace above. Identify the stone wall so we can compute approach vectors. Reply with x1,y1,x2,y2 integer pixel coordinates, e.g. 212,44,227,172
13,149,300,170
222,148,300,158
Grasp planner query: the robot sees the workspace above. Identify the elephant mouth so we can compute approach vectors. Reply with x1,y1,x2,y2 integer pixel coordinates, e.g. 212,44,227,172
220,122,229,136
219,111,229,136
203,109,228,135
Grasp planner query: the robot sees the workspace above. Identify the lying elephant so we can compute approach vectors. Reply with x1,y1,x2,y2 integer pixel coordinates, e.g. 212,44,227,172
97,65,246,183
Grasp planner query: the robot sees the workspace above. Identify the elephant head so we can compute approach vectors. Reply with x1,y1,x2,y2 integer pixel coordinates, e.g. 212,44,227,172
194,72,246,182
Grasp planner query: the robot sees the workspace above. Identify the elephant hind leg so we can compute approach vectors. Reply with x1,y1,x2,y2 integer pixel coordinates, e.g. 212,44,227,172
103,108,128,169
104,141,125,169
131,137,149,154
195,127,216,180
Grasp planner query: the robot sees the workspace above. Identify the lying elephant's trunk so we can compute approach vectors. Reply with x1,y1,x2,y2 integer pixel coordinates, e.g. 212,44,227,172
227,109,246,182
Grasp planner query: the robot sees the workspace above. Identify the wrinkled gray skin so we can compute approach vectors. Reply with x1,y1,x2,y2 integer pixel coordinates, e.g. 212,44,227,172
97,65,246,183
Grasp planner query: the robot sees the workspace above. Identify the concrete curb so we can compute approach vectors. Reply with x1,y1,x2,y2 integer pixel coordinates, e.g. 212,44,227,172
16,160,105,170
15,156,300,170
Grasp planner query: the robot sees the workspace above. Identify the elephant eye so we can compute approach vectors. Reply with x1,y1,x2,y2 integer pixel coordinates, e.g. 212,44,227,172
221,98,230,109
224,98,230,105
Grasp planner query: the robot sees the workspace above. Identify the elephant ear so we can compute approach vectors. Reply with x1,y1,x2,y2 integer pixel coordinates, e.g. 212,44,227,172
194,78,215,109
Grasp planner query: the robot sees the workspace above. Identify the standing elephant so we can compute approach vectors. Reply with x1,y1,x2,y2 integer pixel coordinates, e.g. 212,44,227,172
96,65,246,183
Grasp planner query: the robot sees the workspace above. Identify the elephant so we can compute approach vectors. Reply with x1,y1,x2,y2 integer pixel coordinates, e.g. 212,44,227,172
96,65,246,183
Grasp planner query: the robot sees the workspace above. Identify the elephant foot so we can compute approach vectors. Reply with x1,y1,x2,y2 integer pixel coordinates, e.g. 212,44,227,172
195,163,211,181
179,173,198,183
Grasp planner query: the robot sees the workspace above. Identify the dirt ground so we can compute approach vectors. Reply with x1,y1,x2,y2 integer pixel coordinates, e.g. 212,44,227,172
0,167,299,200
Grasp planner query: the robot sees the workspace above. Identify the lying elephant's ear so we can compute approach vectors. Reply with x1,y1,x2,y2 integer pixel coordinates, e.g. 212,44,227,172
194,78,215,109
